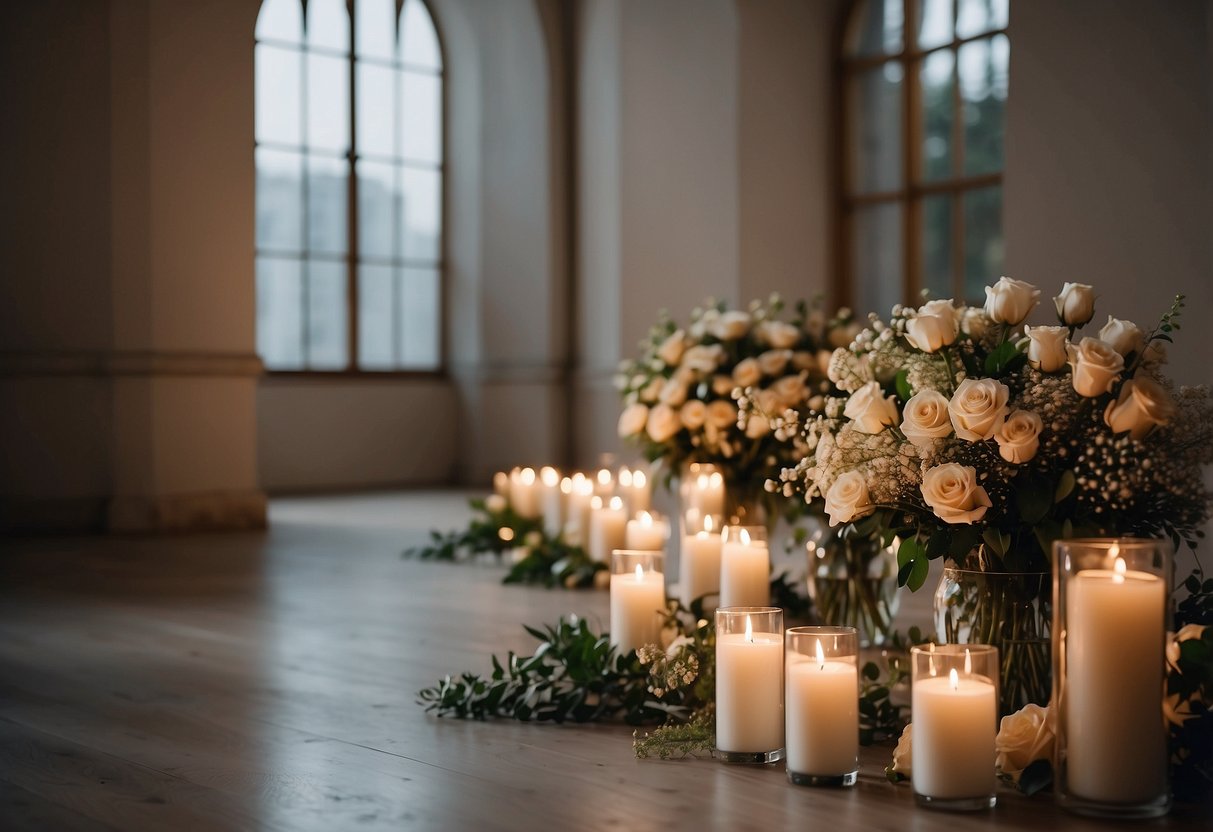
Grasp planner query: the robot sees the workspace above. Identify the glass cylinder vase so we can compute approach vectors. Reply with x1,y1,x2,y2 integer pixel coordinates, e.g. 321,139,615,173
785,626,859,786
807,535,900,647
1053,538,1171,819
934,566,1051,715
715,606,784,763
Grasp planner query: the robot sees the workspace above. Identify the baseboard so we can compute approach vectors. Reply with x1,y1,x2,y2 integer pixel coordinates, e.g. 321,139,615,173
107,489,268,533
0,496,109,534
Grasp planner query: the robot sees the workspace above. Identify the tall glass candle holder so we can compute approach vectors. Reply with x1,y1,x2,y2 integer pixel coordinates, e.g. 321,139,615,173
679,510,723,614
681,462,726,520
609,550,666,656
1053,538,1170,819
785,626,859,786
910,644,998,811
716,607,784,763
720,525,769,608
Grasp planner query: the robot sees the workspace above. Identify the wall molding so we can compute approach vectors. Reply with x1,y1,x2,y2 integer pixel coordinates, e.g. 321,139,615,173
0,350,264,378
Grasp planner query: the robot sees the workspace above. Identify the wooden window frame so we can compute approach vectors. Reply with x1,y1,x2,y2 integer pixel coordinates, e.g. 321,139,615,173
834,0,1008,310
255,0,448,379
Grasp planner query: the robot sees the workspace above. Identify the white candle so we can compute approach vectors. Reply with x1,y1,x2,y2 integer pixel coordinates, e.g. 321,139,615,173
594,467,615,499
563,474,594,545
716,616,784,753
786,641,858,777
688,471,725,518
1064,559,1167,803
679,519,722,611
610,562,666,654
620,468,652,514
912,667,997,799
720,529,769,608
625,511,668,552
538,466,563,538
492,470,509,497
588,496,628,563
508,467,542,519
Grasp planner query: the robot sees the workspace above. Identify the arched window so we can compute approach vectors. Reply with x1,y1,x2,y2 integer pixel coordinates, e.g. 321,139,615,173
255,0,444,372
839,0,1008,312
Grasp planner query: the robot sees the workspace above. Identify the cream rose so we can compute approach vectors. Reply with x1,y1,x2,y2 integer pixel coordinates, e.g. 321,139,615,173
1099,316,1145,357
1023,325,1069,373
904,299,961,353
617,402,650,437
639,377,663,403
682,344,725,374
816,349,836,377
744,414,771,439
962,307,991,339
984,276,1041,326
1104,376,1175,440
792,350,816,371
995,409,1043,464
711,310,751,341
732,357,762,389
659,377,688,407
711,374,734,396
680,399,707,431
921,463,992,524
657,329,687,366
823,470,874,526
844,381,899,434
757,320,801,349
1167,623,1208,669
1067,337,1124,397
645,403,681,443
900,390,953,447
890,723,912,779
757,349,792,377
1053,282,1096,327
771,375,808,409
948,378,1010,441
829,321,862,349
706,400,737,430
995,703,1055,783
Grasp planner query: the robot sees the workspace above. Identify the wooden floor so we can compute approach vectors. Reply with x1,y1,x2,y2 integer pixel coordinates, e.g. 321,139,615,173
0,492,1207,831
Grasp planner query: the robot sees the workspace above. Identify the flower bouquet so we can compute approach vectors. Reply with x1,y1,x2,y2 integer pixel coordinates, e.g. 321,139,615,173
773,278,1213,713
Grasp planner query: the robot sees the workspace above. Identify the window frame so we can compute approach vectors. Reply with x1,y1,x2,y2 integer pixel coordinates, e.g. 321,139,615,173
834,0,1008,310
254,0,449,379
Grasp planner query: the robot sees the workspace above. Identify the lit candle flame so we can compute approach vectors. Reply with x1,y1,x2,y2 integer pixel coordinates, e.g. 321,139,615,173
815,639,825,670
1113,556,1127,584
597,468,612,486
541,466,559,486
639,511,653,528
744,615,754,643
634,470,647,488
520,467,536,485
590,495,603,510
618,467,633,487
635,563,644,581
609,496,623,511
704,515,714,533
709,472,723,488
739,528,751,546
964,648,972,676
949,668,959,690
499,527,515,542
560,477,572,494
697,473,709,490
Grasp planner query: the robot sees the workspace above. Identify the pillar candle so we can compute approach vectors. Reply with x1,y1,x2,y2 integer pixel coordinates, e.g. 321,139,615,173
786,643,858,777
716,616,784,754
620,468,652,514
588,496,628,563
563,475,594,546
679,520,722,612
912,668,997,799
688,471,725,518
609,562,666,654
492,470,509,497
720,529,769,608
594,467,615,499
625,511,668,552
508,467,542,519
1064,561,1167,803
539,466,563,539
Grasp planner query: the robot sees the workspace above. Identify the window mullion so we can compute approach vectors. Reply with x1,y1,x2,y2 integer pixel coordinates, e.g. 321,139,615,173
347,0,360,371
902,0,917,304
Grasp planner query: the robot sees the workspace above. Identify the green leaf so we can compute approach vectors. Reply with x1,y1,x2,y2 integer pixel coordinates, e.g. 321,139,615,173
1017,759,1054,797
984,340,1026,376
907,554,930,592
1054,470,1076,502
982,528,1007,557
895,369,913,402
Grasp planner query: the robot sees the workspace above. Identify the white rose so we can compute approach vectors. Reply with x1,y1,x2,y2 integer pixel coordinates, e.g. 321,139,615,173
817,349,836,377
962,307,991,339
732,357,762,389
1167,624,1207,669
1067,337,1124,397
984,276,1041,326
921,463,992,524
757,349,792,377
485,494,508,514
891,723,912,779
711,374,734,396
1098,316,1145,357
1103,376,1175,440
682,344,725,374
823,470,874,526
792,350,816,371
756,320,801,349
659,377,688,407
645,403,682,443
995,409,1043,464
617,403,650,437
771,375,808,409
904,299,961,353
656,329,688,366
829,322,861,349
996,703,1055,783
900,390,953,447
744,414,771,439
948,378,1010,441
844,381,899,434
1023,325,1069,373
680,399,707,431
639,377,663,403
1053,282,1096,327
706,400,737,429
711,310,751,341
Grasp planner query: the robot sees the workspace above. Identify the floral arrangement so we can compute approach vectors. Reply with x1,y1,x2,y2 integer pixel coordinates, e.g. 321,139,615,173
616,295,856,513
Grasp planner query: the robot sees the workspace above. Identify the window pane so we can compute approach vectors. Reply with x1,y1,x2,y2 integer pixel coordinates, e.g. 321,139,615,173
848,0,903,57
257,0,303,43
307,0,349,53
399,267,440,368
852,203,903,316
921,195,953,300
358,160,396,259
919,50,954,182
400,0,442,71
308,156,347,256
257,256,304,369
400,71,441,163
960,35,1008,176
358,264,395,369
957,0,1008,39
963,185,1003,302
850,64,903,194
255,44,301,145
401,167,441,261
916,0,952,49
307,52,350,153
256,148,303,252
306,260,348,369
357,62,397,158
356,0,396,61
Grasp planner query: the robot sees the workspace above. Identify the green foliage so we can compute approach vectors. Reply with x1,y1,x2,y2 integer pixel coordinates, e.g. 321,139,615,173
633,709,716,760
1170,569,1213,802
770,569,816,623
858,626,927,746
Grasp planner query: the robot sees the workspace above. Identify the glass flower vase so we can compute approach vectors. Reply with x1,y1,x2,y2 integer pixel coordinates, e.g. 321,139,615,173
806,536,899,647
934,566,1051,716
